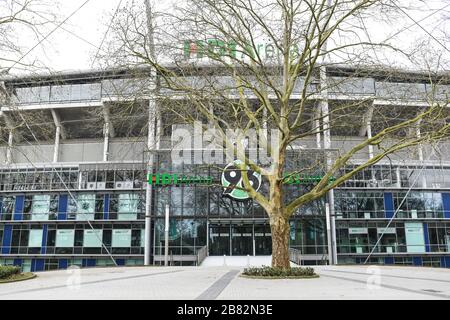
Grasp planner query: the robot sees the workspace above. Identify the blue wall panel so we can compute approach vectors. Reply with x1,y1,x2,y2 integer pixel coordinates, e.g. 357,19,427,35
443,193,450,219
384,257,394,265
423,222,430,253
31,259,45,272
384,193,395,219
116,259,125,266
58,194,68,220
445,257,450,268
58,259,68,269
41,225,48,254
103,194,109,220
13,259,22,267
36,259,45,272
413,256,422,266
82,259,96,267
13,195,24,221
1,225,13,254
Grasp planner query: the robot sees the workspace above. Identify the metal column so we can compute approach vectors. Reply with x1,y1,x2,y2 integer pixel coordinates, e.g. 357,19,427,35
53,126,61,163
144,98,157,266
164,204,169,266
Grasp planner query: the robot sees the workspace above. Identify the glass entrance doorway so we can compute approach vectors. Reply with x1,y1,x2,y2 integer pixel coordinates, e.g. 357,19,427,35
254,224,272,255
232,225,253,256
209,221,271,256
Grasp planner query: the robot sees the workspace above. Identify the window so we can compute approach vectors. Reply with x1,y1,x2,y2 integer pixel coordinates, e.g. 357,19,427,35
334,191,384,219
404,222,426,253
28,230,43,248
393,192,444,219
117,194,139,220
55,230,75,248
83,230,103,247
112,230,131,247
69,194,96,221
1,197,15,221
140,230,145,248
31,195,51,221
50,85,71,102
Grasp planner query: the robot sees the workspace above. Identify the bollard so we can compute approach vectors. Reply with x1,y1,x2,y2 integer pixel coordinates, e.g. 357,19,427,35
247,254,250,267
223,255,227,267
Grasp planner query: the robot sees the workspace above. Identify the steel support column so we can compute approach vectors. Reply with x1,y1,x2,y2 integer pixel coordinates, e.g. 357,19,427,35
53,125,61,163
103,122,110,162
51,109,66,163
145,98,157,266
320,64,337,265
6,129,13,165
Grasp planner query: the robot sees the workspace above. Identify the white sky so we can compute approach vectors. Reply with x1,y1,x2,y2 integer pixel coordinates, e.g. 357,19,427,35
23,0,123,72
7,0,450,74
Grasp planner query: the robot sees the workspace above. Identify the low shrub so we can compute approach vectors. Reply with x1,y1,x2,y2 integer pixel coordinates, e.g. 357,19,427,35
242,266,317,278
0,266,21,279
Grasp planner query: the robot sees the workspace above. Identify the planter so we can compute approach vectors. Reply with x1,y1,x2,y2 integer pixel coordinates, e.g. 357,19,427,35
0,273,37,284
240,274,320,280
242,266,319,279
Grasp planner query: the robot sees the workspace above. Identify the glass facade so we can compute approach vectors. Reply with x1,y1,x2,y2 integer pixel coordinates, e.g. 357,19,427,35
335,191,385,219
0,163,450,270
0,164,449,270
11,78,152,105
0,145,448,269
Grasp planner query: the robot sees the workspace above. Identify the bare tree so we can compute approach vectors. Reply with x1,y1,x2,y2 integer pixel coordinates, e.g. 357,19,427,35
0,0,61,164
103,0,449,268
0,0,57,74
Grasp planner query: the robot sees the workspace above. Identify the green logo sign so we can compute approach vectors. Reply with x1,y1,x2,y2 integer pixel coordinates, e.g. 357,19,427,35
148,173,213,186
221,160,262,200
283,174,336,185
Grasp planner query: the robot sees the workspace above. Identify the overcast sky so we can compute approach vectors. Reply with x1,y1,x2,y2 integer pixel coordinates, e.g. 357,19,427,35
22,0,123,72
8,0,450,74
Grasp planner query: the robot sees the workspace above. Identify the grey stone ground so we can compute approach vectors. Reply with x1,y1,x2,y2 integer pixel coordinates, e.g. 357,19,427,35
0,265,449,300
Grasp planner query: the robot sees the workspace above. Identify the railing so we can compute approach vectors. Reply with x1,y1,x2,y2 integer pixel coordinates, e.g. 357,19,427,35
321,253,329,265
196,246,208,266
153,246,207,265
289,248,302,265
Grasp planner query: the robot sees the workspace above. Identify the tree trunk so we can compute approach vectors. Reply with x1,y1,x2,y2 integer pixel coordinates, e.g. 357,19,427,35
270,214,291,269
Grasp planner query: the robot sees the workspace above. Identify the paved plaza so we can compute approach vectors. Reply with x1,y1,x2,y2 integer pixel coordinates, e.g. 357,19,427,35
0,264,449,300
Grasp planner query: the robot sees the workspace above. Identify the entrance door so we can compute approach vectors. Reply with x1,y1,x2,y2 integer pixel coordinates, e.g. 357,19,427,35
209,225,230,256
208,221,272,256
254,224,272,255
231,225,253,256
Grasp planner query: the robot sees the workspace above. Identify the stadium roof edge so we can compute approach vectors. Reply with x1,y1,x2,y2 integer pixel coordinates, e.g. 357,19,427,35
1,63,449,85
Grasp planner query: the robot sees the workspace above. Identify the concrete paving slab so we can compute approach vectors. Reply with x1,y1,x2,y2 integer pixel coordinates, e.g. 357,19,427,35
0,265,448,300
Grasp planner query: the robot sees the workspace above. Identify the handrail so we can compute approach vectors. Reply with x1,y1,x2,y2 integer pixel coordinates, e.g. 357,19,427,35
321,253,329,265
196,246,208,266
288,248,302,266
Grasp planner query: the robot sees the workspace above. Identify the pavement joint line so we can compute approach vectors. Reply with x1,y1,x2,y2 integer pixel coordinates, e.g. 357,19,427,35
195,270,240,300
321,268,450,283
319,273,450,299
0,269,185,297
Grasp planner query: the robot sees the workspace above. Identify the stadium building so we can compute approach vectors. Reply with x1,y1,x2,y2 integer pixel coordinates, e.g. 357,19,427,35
0,65,449,272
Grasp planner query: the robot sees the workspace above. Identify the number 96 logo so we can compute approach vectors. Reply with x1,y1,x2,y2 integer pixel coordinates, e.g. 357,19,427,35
222,160,262,200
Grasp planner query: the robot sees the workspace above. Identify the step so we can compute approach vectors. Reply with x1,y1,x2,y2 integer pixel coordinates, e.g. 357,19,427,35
200,255,272,267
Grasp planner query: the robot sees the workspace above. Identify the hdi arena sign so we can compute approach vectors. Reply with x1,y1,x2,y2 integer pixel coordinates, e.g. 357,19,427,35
183,39,301,60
